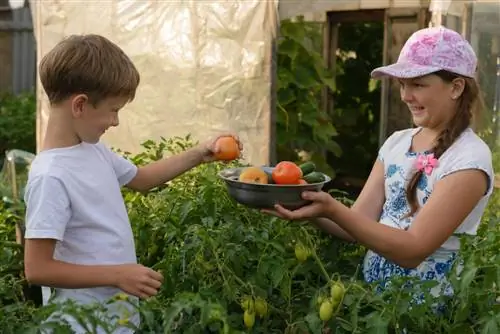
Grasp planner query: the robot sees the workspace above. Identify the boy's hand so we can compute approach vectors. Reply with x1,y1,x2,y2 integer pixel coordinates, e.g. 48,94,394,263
196,133,243,163
115,264,164,299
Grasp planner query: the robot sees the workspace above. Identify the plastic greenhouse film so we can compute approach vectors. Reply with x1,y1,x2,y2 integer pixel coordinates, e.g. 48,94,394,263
29,0,278,166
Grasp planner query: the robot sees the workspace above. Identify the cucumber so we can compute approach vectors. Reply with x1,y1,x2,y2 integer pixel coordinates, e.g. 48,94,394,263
299,162,316,176
303,171,326,184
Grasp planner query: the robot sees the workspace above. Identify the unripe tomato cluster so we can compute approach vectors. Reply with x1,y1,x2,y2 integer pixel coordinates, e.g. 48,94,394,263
317,280,346,322
240,295,269,329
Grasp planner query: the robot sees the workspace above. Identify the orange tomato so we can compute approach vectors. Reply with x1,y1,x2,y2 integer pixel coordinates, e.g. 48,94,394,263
239,167,269,184
298,179,308,185
272,161,303,184
214,136,240,161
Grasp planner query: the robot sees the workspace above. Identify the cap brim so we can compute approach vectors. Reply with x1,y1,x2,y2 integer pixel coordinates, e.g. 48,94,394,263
371,62,442,79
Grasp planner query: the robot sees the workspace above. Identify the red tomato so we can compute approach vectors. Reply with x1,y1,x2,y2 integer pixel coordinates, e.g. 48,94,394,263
272,161,303,184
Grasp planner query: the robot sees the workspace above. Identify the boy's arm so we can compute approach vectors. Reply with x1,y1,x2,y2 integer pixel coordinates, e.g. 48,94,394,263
126,146,204,193
25,238,119,288
123,134,241,193
23,175,117,287
24,238,162,298
23,175,163,297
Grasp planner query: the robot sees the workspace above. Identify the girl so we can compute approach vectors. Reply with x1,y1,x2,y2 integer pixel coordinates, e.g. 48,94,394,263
264,26,495,299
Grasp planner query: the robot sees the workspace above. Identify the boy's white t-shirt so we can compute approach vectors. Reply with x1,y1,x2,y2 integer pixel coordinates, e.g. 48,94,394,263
24,141,140,333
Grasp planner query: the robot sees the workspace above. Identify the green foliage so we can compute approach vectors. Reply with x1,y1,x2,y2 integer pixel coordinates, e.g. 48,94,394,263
276,19,384,187
0,137,498,333
0,92,37,156
475,32,500,148
327,22,383,181
276,18,340,176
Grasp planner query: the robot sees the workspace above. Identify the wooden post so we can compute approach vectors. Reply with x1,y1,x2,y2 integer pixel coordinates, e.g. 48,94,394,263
6,156,24,245
322,13,338,118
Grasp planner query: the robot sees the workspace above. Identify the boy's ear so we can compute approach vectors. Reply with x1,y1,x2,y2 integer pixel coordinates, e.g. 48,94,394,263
71,94,89,118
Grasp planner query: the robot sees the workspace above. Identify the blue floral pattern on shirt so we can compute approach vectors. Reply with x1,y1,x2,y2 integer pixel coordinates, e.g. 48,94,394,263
363,132,459,299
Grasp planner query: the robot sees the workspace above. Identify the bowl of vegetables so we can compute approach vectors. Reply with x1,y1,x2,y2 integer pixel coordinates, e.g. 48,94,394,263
218,161,331,210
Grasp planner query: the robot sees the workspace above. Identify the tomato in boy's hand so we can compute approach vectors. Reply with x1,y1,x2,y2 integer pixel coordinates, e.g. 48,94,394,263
272,161,303,184
214,136,240,161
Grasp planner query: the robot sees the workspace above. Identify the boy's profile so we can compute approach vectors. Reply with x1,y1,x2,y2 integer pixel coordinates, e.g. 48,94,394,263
23,34,242,333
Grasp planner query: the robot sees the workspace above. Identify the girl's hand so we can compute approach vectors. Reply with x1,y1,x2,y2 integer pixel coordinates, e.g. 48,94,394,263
262,191,335,220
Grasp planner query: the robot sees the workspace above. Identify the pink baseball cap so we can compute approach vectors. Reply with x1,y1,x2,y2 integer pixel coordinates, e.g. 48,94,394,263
371,26,477,79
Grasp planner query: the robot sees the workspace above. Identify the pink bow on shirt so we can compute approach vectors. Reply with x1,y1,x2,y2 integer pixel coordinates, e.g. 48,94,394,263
416,153,439,175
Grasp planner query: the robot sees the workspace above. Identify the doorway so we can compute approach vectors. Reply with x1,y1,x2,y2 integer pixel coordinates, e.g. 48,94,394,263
324,9,429,197
324,10,384,196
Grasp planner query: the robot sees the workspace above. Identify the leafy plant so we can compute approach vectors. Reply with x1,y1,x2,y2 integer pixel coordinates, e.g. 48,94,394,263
276,18,340,176
0,92,37,157
0,137,498,333
276,20,385,194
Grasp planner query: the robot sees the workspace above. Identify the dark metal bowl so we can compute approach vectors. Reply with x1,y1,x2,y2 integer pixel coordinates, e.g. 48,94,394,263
218,166,331,210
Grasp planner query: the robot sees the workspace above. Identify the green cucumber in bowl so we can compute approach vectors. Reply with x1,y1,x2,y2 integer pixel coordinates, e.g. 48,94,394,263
303,171,326,184
299,162,316,176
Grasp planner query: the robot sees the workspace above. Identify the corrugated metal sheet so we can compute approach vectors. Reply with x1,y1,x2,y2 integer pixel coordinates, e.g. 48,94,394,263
0,5,36,94
11,6,35,94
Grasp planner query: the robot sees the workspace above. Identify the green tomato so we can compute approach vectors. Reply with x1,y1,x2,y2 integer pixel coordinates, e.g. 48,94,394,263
241,296,254,311
319,300,333,321
295,244,310,263
330,281,345,302
244,310,255,328
254,297,268,317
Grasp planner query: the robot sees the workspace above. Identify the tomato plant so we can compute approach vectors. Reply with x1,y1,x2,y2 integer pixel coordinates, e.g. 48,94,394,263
0,137,498,333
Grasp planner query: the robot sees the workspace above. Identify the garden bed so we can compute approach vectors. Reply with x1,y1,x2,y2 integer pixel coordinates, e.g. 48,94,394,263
0,136,499,333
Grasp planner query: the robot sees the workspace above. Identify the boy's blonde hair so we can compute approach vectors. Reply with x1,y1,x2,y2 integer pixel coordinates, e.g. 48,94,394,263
39,34,140,106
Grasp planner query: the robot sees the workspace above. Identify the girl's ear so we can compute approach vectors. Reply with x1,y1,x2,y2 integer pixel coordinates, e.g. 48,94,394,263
450,77,465,100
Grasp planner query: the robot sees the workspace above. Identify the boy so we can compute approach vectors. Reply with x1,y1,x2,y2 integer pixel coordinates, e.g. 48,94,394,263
23,34,242,333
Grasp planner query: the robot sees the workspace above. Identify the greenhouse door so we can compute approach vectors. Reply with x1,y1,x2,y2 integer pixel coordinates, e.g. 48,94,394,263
378,8,430,147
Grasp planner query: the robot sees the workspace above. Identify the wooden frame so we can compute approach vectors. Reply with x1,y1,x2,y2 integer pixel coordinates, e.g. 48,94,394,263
322,10,385,117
